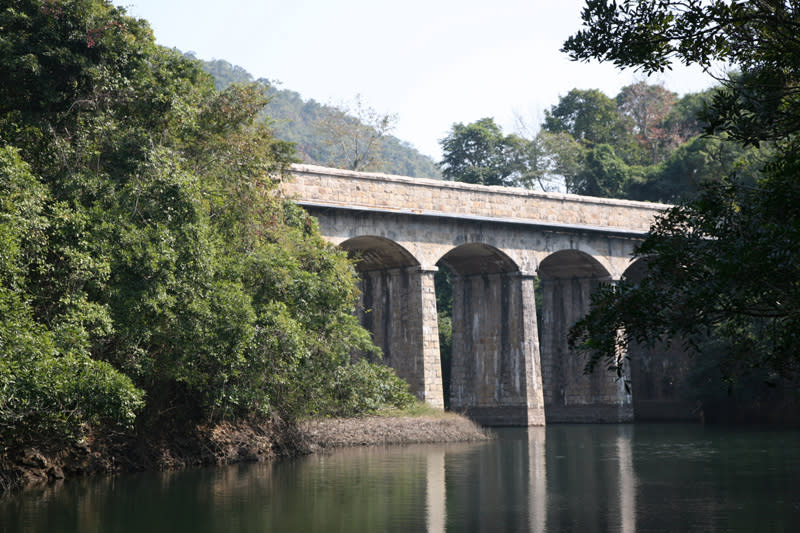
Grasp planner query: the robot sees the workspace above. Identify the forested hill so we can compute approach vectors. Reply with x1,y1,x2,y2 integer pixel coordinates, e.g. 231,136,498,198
198,57,442,178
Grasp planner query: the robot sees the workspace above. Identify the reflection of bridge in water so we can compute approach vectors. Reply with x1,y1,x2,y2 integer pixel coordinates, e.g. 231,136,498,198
433,427,636,533
282,165,695,425
329,427,637,533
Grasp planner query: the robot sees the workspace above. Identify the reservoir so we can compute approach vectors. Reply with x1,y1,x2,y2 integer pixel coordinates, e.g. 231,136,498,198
3,424,799,532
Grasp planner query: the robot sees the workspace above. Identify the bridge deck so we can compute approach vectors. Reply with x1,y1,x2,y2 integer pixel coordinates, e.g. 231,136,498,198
281,164,668,235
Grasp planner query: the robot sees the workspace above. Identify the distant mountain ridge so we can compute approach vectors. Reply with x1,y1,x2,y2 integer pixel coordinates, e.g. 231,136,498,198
196,56,442,178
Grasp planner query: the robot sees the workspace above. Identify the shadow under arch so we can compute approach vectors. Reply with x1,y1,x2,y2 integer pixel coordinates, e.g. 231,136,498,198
538,249,612,281
438,242,519,276
339,236,442,406
537,249,632,423
437,243,545,426
621,256,649,282
622,258,697,421
340,236,420,271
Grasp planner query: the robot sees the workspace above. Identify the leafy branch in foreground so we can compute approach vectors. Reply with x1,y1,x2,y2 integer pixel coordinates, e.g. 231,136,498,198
570,160,800,383
565,1,800,386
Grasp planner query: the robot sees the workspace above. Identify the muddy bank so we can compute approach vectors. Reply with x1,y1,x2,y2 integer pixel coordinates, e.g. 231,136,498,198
1,413,489,493
0,418,289,492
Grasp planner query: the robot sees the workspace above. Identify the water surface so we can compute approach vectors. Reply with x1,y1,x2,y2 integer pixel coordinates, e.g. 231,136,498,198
3,424,799,532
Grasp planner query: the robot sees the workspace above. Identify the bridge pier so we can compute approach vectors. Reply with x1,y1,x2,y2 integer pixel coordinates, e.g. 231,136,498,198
449,272,545,426
540,276,633,423
624,260,696,421
357,265,444,409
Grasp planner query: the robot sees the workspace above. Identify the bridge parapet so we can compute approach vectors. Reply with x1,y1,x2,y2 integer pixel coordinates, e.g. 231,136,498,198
282,164,668,234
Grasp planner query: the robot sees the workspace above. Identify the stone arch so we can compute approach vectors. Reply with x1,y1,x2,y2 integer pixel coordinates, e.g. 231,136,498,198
438,243,545,426
537,249,612,281
622,258,696,421
536,239,619,279
339,236,443,408
621,257,648,282
537,249,632,422
341,236,420,271
438,242,520,275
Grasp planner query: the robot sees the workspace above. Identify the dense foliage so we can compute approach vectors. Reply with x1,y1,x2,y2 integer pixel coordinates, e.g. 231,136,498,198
0,145,144,442
0,0,413,448
438,83,764,201
438,118,528,186
565,0,800,387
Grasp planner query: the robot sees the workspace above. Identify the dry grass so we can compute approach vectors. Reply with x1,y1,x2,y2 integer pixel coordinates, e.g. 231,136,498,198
299,409,491,450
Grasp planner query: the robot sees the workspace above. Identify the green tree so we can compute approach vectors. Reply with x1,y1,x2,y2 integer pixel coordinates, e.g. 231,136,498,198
0,0,411,448
509,116,584,192
571,143,639,197
661,90,713,144
0,145,143,445
532,130,586,193
626,134,765,202
564,1,800,146
543,88,639,160
439,117,531,186
565,0,800,385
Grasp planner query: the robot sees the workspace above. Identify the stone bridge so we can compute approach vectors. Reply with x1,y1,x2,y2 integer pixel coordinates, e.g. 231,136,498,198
281,164,691,425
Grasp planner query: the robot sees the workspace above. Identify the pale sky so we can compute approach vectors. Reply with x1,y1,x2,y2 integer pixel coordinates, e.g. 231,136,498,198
118,0,716,160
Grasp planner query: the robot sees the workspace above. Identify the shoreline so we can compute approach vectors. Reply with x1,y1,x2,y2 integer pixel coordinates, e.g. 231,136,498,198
300,413,491,451
0,412,490,493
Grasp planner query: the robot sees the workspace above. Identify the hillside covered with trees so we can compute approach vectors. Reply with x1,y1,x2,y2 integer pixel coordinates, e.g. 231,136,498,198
199,57,442,178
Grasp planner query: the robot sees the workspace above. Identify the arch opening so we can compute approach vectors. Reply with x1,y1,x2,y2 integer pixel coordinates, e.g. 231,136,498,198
338,236,443,407
537,249,631,422
622,258,697,422
341,236,419,272
438,243,519,276
436,244,541,425
538,249,611,281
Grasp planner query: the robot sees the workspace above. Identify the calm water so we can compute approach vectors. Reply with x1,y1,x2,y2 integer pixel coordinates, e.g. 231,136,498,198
2,424,799,532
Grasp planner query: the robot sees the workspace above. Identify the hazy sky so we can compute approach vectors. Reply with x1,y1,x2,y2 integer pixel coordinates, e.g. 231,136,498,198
119,0,716,160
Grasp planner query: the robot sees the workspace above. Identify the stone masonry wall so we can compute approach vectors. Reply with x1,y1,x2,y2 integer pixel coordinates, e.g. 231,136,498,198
540,277,633,423
282,164,667,233
449,272,545,426
357,267,444,409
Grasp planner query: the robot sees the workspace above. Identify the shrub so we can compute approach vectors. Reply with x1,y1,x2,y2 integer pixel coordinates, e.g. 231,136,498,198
330,360,416,417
